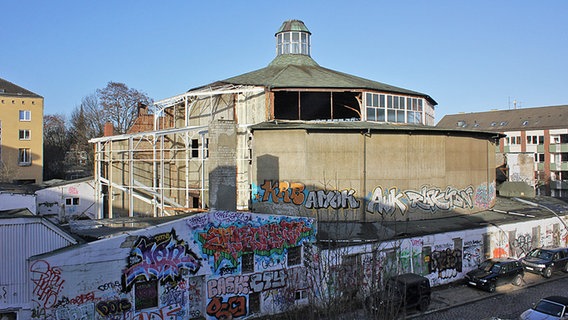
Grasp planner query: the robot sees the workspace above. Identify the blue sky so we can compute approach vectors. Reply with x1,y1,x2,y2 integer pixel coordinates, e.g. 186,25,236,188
2,1,567,123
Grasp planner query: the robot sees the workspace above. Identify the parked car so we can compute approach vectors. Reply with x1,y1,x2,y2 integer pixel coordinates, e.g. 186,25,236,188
365,273,431,317
464,257,524,292
520,295,568,320
521,246,568,278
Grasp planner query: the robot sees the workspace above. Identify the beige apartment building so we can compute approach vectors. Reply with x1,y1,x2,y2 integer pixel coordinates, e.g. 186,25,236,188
437,105,568,198
0,78,43,184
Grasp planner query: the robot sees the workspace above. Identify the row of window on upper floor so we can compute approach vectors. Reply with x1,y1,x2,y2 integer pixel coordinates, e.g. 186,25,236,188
364,92,425,124
505,134,568,146
534,153,568,163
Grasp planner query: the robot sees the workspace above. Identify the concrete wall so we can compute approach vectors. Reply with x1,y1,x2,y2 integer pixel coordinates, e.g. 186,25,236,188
321,214,568,297
25,211,316,320
252,129,496,221
0,192,36,213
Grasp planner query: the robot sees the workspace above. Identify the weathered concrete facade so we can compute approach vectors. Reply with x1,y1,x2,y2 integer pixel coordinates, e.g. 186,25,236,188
251,123,497,221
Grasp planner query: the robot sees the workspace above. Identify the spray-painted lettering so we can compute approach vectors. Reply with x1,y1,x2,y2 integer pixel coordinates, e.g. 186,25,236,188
30,260,65,308
198,219,314,269
95,298,132,317
253,180,360,209
206,296,247,319
249,269,286,292
123,229,201,291
367,185,477,216
207,270,287,298
207,275,250,298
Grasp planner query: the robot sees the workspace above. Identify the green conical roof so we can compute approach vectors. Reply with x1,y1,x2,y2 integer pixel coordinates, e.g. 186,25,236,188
276,20,311,35
201,20,436,105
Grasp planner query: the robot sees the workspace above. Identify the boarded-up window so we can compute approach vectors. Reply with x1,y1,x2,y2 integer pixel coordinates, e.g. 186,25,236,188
242,252,254,273
249,292,260,314
135,280,158,311
287,246,302,266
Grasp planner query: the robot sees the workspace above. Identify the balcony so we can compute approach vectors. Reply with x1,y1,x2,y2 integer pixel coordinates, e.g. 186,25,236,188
550,180,568,190
549,143,568,153
550,163,568,171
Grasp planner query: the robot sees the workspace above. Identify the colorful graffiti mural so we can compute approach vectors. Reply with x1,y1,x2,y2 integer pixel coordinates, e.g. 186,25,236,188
253,180,496,216
190,212,316,319
123,229,202,291
196,215,315,270
252,180,360,210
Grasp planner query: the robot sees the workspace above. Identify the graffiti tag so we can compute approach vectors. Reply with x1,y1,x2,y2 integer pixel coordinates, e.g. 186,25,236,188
30,260,65,308
206,296,247,319
198,219,313,269
123,229,201,291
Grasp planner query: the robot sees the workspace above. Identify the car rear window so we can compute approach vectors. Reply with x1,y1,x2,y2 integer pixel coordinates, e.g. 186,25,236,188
534,300,565,317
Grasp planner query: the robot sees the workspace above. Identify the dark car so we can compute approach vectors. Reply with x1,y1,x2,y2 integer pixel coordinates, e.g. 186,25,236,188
520,295,568,320
521,246,568,278
365,273,431,317
464,257,524,292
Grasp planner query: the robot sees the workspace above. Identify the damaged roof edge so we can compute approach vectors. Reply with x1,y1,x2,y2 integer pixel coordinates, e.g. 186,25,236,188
250,120,505,139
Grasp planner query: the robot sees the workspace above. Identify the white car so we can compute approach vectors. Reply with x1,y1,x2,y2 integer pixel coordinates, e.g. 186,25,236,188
520,296,568,320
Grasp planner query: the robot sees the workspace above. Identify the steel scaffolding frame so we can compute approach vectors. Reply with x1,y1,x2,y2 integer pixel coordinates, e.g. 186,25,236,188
90,84,264,218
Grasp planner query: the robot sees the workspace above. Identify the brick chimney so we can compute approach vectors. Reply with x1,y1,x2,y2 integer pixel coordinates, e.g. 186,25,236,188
104,122,114,136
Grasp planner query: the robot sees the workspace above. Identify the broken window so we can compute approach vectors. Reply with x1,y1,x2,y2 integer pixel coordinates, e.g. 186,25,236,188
273,91,360,121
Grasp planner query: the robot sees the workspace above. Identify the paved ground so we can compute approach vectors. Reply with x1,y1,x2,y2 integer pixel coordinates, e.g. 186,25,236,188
405,272,568,319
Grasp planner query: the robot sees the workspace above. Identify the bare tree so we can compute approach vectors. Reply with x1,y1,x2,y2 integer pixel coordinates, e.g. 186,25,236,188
97,82,153,134
71,93,105,140
43,114,71,180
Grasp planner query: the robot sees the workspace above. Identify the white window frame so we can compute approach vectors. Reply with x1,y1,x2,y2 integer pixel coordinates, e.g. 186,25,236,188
19,129,31,140
19,110,31,121
18,148,31,166
365,92,424,125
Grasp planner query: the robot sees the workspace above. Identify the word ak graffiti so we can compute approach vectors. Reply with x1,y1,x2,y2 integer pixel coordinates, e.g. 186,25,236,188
367,185,480,215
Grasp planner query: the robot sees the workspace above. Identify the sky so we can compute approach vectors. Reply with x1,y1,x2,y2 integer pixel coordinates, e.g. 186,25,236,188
2,1,567,123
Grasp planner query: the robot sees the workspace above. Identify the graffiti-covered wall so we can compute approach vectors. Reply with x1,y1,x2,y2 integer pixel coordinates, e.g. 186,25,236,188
26,211,316,320
251,128,497,221
319,215,568,300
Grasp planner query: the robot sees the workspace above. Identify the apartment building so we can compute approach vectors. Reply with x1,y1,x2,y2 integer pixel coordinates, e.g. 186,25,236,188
437,105,568,197
0,78,43,184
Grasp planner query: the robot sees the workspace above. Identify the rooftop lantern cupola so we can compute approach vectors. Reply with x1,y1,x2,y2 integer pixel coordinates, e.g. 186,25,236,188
275,20,311,56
